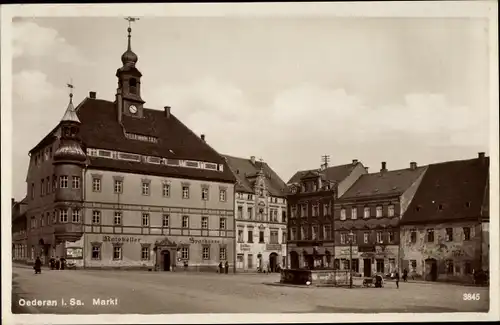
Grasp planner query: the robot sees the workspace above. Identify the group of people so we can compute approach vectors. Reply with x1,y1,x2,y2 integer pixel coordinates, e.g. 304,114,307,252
34,256,68,274
218,261,229,274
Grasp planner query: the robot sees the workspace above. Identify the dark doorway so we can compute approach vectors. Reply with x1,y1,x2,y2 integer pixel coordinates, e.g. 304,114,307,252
269,252,278,272
290,251,299,269
163,251,171,271
305,254,314,270
425,258,438,281
363,258,372,277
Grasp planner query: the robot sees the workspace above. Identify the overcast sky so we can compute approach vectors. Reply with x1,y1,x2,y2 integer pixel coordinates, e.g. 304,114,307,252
11,16,490,200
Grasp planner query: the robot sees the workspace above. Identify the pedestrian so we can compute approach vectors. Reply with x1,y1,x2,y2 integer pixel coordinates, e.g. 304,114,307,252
221,262,225,274
183,260,188,271
224,261,229,274
34,256,42,274
395,270,400,289
402,268,408,282
218,262,222,273
49,256,55,270
55,257,60,270
60,257,66,270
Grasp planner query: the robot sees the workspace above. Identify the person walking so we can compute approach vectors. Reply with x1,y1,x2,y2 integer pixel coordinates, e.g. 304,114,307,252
55,257,60,270
218,262,222,273
402,268,408,282
395,270,400,289
34,257,42,274
224,261,229,274
60,257,66,270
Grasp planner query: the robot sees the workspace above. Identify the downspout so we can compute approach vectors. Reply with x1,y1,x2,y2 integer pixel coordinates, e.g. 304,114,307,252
82,162,88,269
233,181,237,274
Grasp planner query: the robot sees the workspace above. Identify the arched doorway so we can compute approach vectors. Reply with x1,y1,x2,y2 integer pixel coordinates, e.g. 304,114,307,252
290,251,299,269
425,258,438,281
269,252,278,272
162,251,171,271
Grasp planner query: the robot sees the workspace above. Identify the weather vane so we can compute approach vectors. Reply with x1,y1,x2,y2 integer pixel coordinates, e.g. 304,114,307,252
125,16,140,28
67,79,74,101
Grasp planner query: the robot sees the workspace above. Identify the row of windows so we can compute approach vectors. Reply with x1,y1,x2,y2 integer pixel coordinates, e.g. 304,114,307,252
235,192,286,204
91,245,227,261
236,206,287,222
30,175,81,199
236,229,286,244
290,204,397,219
92,177,228,202
33,145,53,166
410,227,475,243
30,209,81,229
29,209,229,230
289,225,333,241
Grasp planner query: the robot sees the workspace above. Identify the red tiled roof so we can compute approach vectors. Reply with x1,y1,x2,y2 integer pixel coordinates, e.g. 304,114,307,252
223,155,287,197
340,166,427,200
401,157,489,225
287,163,357,184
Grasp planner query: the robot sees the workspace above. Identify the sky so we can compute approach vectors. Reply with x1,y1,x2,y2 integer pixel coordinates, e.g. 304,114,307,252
11,16,491,200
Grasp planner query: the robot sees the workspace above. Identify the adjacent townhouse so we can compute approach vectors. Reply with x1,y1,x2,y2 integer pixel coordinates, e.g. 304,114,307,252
334,161,427,277
286,159,367,269
399,153,489,283
224,155,288,272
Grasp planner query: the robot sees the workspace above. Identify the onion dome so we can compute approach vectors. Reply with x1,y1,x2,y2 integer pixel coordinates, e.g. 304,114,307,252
54,144,87,163
121,27,138,66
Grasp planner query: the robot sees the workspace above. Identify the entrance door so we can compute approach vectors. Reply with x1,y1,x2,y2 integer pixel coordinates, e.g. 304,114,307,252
363,258,372,277
425,259,437,281
163,251,171,271
290,251,299,269
269,253,278,272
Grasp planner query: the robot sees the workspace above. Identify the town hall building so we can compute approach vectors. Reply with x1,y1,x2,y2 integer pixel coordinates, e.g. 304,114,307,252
23,21,237,272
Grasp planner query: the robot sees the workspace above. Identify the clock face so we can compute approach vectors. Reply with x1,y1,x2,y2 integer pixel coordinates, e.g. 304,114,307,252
129,105,138,114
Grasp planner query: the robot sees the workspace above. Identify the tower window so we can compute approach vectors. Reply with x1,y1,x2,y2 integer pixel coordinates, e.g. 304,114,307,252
129,78,137,94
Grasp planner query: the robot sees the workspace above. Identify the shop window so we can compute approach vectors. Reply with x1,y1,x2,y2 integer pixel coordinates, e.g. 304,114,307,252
91,243,101,260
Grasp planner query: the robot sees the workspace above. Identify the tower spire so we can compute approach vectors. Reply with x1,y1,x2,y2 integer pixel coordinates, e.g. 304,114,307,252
121,17,140,66
61,81,80,123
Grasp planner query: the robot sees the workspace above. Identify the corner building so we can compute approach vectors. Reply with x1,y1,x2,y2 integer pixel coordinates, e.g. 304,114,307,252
24,24,236,271
223,155,288,272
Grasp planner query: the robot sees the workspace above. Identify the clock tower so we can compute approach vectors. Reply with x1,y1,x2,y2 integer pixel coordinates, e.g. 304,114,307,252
116,17,145,120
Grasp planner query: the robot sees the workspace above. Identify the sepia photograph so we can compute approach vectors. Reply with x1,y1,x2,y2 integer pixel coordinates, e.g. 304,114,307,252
1,2,498,324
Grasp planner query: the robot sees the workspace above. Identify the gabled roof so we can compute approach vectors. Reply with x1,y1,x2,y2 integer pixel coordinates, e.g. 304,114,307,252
401,156,489,225
340,166,427,200
288,163,358,185
223,155,287,197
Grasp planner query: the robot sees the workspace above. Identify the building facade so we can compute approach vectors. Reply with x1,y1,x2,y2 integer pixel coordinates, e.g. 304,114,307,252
334,161,427,277
400,153,489,283
12,198,28,262
286,160,367,269
23,23,237,272
224,155,287,272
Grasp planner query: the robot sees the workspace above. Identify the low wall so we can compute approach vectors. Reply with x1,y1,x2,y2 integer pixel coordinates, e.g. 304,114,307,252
280,269,350,286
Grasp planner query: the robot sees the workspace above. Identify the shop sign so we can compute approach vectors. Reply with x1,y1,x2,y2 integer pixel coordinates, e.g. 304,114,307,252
66,247,83,259
358,245,376,253
266,244,282,251
240,244,251,251
338,247,359,256
103,236,141,243
188,237,221,244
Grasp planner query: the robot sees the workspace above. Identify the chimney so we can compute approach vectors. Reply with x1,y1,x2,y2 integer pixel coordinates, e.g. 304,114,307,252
410,162,417,170
352,159,358,165
478,152,485,160
201,134,205,141
365,167,369,172
250,156,256,164
164,106,171,118
89,91,96,99
380,162,387,172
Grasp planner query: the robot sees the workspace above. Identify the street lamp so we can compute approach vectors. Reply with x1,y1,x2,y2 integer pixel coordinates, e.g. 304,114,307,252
348,231,354,288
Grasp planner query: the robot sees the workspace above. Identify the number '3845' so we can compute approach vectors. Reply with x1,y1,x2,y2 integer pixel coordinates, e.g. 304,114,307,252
463,293,480,300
